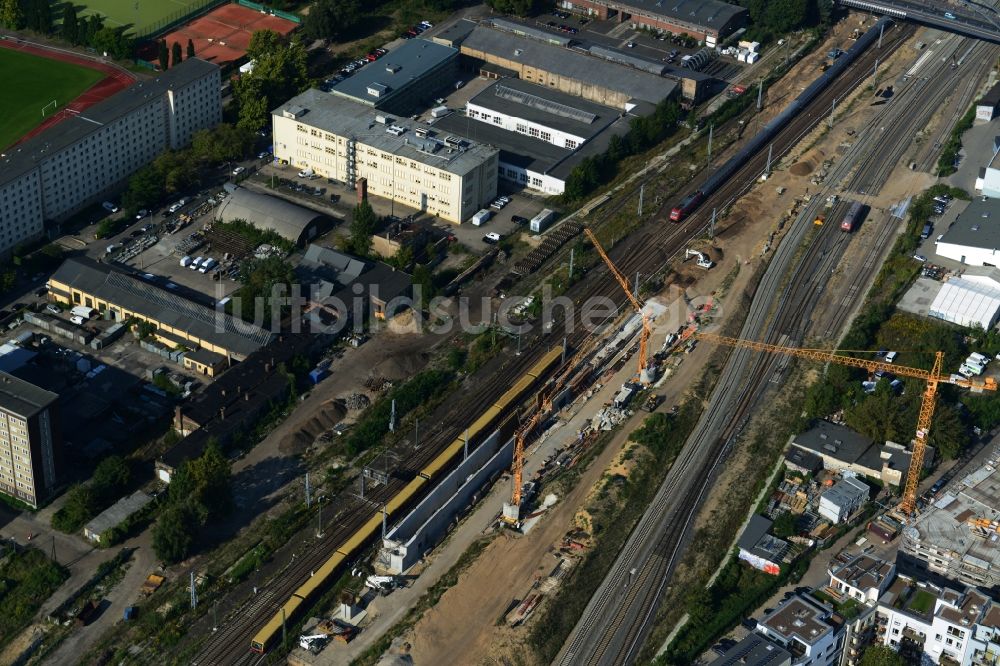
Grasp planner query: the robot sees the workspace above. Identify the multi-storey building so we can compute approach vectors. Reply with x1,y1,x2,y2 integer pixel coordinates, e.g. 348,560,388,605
0,58,221,256
756,594,844,666
273,90,498,224
0,372,59,508
556,0,747,46
876,576,990,664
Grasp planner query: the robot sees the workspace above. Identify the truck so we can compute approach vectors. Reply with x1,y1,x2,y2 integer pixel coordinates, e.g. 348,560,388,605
430,105,450,118
471,209,492,226
141,573,165,596
530,209,556,233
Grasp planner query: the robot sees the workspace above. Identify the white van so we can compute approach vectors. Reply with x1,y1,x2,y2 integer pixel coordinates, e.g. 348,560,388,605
885,351,898,363
969,352,989,366
190,256,204,270
471,209,492,226
959,364,978,378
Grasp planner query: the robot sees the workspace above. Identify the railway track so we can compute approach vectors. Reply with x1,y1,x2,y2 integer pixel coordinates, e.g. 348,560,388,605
193,18,913,666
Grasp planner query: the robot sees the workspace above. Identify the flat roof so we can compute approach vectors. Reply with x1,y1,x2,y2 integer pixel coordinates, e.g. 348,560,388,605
84,490,152,537
487,18,573,47
821,476,869,509
707,634,792,666
468,78,620,140
759,595,833,647
461,26,676,105
329,39,457,106
830,554,894,593
274,90,496,177
0,58,218,185
0,371,58,419
982,81,1000,107
49,257,273,356
612,0,747,30
940,197,1000,250
433,113,570,175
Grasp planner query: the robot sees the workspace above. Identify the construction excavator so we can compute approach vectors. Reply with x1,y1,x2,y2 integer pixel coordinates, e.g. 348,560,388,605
697,332,997,517
685,248,715,269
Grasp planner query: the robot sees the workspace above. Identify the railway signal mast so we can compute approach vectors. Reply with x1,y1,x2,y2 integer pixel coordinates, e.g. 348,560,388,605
697,332,998,516
584,228,655,384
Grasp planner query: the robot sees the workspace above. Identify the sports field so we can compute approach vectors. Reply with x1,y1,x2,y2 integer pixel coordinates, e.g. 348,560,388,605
77,0,211,37
0,48,105,149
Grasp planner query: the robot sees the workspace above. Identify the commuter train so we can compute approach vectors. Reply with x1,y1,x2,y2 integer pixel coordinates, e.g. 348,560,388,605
250,346,564,653
669,17,894,223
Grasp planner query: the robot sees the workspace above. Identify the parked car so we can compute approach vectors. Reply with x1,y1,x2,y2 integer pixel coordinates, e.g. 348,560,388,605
102,201,119,213
913,253,928,262
45,304,61,315
483,232,502,244
135,209,148,220
512,215,528,225
232,166,246,176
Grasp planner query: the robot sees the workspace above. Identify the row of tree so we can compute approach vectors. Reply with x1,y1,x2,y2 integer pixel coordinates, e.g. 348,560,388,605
0,0,134,60
157,38,195,71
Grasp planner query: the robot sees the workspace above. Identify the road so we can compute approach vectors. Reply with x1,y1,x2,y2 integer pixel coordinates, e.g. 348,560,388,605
558,18,989,666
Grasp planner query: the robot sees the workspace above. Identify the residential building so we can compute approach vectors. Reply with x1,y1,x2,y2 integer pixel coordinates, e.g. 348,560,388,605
788,421,921,487
272,90,498,224
555,0,748,46
707,633,792,666
457,22,678,108
970,607,1000,664
0,59,221,257
757,594,843,665
899,462,1000,593
876,576,990,665
48,257,274,363
0,372,60,508
328,39,458,114
215,188,330,246
738,515,789,575
936,197,1000,266
818,477,870,524
829,554,896,604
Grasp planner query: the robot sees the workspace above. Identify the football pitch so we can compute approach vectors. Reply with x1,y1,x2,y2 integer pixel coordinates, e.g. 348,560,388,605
0,48,105,149
77,0,210,36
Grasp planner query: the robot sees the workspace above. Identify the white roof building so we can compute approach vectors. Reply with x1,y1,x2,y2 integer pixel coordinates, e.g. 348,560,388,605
928,277,1000,329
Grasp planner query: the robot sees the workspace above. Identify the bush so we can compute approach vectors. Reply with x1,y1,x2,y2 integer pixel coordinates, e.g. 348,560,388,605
0,546,68,650
51,456,132,533
938,105,976,176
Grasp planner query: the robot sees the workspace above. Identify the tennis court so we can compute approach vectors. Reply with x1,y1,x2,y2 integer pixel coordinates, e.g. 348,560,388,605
155,3,298,65
76,0,217,37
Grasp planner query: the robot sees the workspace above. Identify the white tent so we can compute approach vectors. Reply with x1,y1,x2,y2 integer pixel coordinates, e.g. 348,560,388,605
928,277,1000,329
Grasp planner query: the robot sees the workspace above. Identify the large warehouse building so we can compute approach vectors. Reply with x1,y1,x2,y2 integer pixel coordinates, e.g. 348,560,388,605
328,39,459,114
555,0,748,46
0,59,221,258
273,90,498,224
216,188,329,246
928,276,1000,329
936,198,1000,266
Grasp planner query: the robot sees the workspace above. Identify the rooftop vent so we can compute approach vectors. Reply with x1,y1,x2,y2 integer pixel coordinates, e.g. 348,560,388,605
385,64,401,74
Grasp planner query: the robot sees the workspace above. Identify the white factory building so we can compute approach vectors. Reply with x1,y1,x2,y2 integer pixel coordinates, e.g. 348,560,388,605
273,90,498,224
0,58,221,257
936,197,1000,267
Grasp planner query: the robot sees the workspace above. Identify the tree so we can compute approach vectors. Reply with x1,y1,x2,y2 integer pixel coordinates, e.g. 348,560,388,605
772,511,797,538
82,14,102,47
845,383,912,446
234,30,308,131
122,164,165,215
172,41,182,67
152,504,196,563
92,26,133,60
302,0,362,41
92,455,130,502
187,38,195,59
0,0,23,29
859,645,907,666
158,39,169,71
929,402,968,460
35,0,52,34
191,124,252,163
61,2,78,44
349,200,377,256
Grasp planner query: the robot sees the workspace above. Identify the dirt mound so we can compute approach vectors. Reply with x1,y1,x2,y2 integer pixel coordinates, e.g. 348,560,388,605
790,147,826,177
278,399,347,454
372,352,429,380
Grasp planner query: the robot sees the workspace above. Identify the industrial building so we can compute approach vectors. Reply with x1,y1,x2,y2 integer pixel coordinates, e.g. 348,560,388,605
297,244,413,324
737,515,788,575
788,421,919,487
83,490,153,543
0,371,60,508
875,576,992,664
928,275,1000,329
975,138,1000,197
977,81,1000,122
215,188,330,246
555,0,748,46
48,257,274,363
272,90,498,224
440,78,633,194
328,39,459,114
936,197,1000,266
0,59,221,257
455,22,678,108
818,476,869,524
899,462,1000,593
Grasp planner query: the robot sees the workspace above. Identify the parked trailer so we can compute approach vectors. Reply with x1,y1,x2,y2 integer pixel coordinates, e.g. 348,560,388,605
668,17,893,223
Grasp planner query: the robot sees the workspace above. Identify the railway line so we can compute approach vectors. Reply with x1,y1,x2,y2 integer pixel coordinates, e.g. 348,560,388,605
558,16,1000,666
192,17,913,666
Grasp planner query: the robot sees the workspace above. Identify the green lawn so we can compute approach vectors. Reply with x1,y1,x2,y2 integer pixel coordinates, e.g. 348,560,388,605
909,589,936,614
76,0,211,37
0,48,106,150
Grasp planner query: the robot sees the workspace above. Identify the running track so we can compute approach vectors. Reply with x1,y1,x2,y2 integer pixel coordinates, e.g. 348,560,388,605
0,35,136,147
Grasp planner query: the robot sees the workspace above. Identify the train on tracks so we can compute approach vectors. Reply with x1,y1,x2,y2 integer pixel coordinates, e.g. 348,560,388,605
669,16,894,223
840,201,865,232
250,346,564,654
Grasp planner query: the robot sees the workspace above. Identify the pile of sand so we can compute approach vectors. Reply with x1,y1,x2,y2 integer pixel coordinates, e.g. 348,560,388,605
372,352,430,380
279,399,347,454
790,147,826,177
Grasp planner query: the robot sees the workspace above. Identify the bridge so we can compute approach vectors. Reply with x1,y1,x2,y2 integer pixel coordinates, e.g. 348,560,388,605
839,0,1000,43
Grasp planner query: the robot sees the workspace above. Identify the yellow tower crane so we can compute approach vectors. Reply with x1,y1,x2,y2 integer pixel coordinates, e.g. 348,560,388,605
697,332,998,516
584,228,654,383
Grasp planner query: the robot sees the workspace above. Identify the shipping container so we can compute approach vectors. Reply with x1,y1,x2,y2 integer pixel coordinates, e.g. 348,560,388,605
530,209,556,233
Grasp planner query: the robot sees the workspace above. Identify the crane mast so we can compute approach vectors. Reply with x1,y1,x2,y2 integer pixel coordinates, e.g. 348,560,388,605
697,332,997,516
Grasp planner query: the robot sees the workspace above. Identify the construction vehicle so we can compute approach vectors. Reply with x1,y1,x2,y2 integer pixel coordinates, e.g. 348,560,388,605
584,228,654,384
141,574,165,597
814,214,825,226
685,248,714,269
299,634,329,653
697,332,998,516
366,574,395,594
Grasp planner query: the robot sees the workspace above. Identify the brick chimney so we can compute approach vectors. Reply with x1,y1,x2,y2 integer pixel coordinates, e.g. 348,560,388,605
357,177,368,204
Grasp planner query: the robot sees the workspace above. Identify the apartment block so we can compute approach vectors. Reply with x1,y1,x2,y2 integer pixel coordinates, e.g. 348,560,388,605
273,90,498,224
0,372,60,509
0,58,221,256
